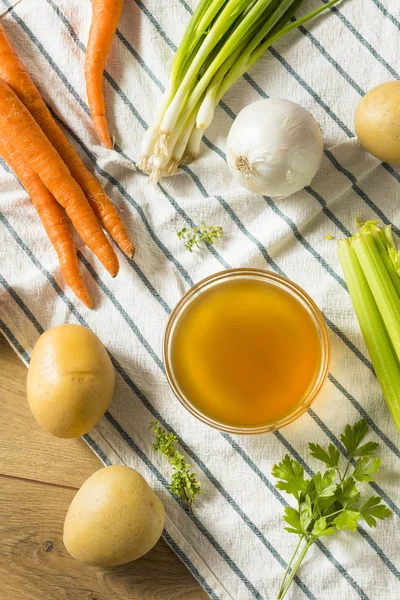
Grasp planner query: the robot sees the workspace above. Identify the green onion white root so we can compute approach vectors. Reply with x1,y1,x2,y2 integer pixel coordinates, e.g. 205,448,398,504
140,0,342,183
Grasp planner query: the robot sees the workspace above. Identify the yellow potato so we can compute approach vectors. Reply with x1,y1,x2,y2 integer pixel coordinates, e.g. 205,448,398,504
63,465,165,567
27,324,115,438
355,81,400,164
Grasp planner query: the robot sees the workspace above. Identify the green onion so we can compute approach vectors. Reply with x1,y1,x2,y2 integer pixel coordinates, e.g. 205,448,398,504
140,0,342,182
338,224,400,434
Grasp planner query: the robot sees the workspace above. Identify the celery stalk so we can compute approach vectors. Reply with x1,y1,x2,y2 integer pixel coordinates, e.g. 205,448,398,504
383,224,396,251
338,239,400,433
352,233,400,363
368,226,400,299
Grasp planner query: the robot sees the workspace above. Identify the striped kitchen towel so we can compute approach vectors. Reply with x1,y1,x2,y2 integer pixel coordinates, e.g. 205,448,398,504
0,0,399,598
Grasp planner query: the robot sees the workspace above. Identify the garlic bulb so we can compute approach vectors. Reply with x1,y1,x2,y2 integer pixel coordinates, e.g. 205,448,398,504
226,99,323,198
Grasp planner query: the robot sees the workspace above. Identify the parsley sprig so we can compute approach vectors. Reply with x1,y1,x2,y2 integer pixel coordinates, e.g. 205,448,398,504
272,419,391,599
177,222,224,252
150,421,201,509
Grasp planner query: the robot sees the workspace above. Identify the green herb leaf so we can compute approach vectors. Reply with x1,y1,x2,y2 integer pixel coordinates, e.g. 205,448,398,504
177,222,224,252
340,419,370,458
309,443,340,468
150,421,201,508
274,419,391,600
177,227,188,239
334,509,361,532
353,456,381,482
359,496,392,528
272,455,308,499
283,507,304,535
311,517,336,537
311,470,337,498
351,441,379,457
335,477,360,508
299,495,313,531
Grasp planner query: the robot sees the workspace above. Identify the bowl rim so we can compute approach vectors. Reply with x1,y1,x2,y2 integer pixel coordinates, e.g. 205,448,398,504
163,268,330,434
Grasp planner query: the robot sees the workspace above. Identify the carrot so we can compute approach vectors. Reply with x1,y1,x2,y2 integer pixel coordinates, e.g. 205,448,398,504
0,78,119,277
85,0,124,149
0,23,135,258
0,137,92,308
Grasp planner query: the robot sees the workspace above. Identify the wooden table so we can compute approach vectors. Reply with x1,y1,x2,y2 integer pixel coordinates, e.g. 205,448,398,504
0,334,207,600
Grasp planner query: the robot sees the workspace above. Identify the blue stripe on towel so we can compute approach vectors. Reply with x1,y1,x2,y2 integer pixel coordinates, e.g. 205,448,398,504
0,318,30,362
323,0,400,80
369,0,400,30
163,530,221,600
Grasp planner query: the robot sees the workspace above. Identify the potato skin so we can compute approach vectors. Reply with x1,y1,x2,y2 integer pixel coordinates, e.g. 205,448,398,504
63,466,165,567
355,81,400,164
27,324,115,438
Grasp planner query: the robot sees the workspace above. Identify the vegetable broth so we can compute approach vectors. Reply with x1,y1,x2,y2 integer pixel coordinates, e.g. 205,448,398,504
170,277,322,428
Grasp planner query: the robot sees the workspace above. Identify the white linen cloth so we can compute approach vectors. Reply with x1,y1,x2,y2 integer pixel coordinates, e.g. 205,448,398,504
0,1,399,598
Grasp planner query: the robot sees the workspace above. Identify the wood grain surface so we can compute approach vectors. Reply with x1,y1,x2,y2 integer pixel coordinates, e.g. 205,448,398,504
0,334,208,600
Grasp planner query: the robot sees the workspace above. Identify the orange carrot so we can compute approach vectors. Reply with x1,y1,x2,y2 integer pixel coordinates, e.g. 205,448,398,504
0,78,119,277
0,22,134,258
85,0,124,149
0,137,92,308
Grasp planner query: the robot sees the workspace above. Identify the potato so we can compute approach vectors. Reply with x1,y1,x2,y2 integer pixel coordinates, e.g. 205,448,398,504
355,81,400,164
27,324,115,438
63,466,165,566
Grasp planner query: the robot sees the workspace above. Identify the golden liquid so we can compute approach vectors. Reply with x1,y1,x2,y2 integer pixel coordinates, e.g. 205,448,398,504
171,277,322,428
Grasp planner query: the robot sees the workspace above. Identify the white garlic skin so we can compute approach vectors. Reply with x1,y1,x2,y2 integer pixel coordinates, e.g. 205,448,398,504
226,98,323,198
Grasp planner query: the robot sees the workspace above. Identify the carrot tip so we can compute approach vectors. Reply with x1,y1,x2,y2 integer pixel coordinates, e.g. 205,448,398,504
95,124,112,149
74,288,93,309
125,245,136,259
103,253,119,278
108,264,119,277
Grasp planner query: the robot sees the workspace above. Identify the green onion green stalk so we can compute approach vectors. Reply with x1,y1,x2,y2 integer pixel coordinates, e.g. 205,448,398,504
140,0,342,182
338,221,400,434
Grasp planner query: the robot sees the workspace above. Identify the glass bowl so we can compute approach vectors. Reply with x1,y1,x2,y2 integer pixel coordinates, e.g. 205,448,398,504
163,268,330,434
